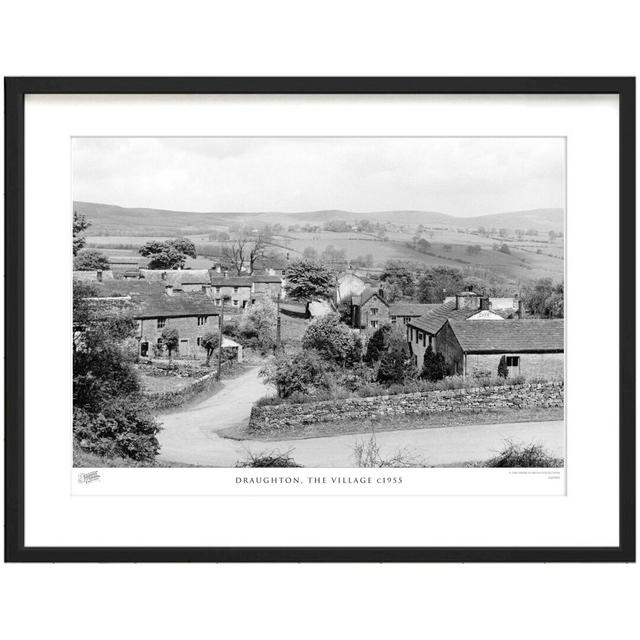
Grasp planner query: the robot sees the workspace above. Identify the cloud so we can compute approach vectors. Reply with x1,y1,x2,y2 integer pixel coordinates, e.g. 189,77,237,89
72,137,564,216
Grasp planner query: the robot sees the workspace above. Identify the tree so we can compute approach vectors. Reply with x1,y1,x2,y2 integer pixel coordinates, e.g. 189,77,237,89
520,278,564,318
74,248,110,271
73,211,90,256
498,243,511,254
161,327,179,363
139,238,196,269
302,313,362,367
498,355,509,379
222,234,268,275
416,266,464,303
380,261,415,296
284,259,335,313
201,332,220,366
421,345,447,381
238,299,277,352
377,342,413,385
548,230,557,243
364,324,393,363
466,244,481,256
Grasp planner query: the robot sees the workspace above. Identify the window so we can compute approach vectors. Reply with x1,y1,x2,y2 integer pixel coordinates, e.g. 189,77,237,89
370,320,378,328
215,287,220,293
233,300,239,307
157,318,166,329
391,316,397,324
403,317,410,325
370,307,378,315
233,287,239,293
197,315,207,326
196,337,202,346
506,355,520,367
215,298,221,305
416,331,422,344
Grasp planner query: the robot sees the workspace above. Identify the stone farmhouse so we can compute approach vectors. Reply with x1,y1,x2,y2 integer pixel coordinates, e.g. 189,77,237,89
437,319,564,379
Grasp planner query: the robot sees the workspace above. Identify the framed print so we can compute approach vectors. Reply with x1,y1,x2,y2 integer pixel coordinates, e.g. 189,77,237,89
4,77,635,562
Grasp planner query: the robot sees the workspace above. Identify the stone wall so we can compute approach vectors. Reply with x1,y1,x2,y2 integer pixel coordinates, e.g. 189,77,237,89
248,382,564,436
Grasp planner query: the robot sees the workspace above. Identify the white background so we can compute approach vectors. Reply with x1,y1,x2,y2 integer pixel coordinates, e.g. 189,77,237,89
1,1,638,639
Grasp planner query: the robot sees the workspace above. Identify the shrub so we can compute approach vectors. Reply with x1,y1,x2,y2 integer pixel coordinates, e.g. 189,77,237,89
484,440,564,468
497,355,509,379
377,341,416,385
73,400,160,462
238,299,277,353
236,449,302,467
353,432,423,468
261,350,330,398
302,313,362,366
421,345,447,381
73,248,110,271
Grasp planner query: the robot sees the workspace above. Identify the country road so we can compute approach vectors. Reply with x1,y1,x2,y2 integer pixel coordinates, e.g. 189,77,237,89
157,367,565,467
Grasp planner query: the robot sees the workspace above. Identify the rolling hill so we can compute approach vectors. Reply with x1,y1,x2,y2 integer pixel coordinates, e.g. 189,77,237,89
73,201,564,236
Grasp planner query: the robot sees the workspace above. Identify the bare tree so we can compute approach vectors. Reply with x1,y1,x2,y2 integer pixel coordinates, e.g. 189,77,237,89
222,233,269,275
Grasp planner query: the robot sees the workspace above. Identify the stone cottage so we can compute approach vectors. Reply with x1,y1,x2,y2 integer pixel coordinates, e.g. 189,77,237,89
350,287,389,330
436,319,564,379
406,292,505,370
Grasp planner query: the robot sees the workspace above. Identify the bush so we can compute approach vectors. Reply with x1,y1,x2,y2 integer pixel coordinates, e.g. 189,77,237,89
484,440,564,468
353,432,423,468
261,350,331,398
236,449,302,467
377,341,416,385
421,345,447,381
497,355,509,379
238,299,277,353
302,313,362,366
73,399,160,462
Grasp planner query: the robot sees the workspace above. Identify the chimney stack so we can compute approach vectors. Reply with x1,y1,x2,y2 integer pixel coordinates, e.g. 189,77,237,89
479,297,490,311
96,269,103,283
224,270,229,279
378,287,384,299
517,300,524,319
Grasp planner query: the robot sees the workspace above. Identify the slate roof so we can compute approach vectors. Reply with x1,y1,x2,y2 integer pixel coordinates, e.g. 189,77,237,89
209,274,254,287
133,292,220,319
447,319,564,353
356,287,388,307
72,270,115,282
89,280,168,297
389,303,439,317
407,301,483,334
139,269,212,284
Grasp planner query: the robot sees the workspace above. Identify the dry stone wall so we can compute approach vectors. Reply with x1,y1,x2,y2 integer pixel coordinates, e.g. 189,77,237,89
248,382,564,436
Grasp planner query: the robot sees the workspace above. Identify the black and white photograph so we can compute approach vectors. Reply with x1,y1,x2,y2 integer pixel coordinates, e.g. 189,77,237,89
72,136,565,471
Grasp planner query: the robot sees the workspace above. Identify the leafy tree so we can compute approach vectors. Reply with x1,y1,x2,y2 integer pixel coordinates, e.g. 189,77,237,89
284,259,335,313
201,331,220,366
261,350,330,398
302,313,362,367
161,327,179,363
466,244,481,256
364,324,392,363
416,266,464,303
380,261,415,296
73,211,90,256
321,244,347,263
498,355,509,379
139,238,197,269
238,299,277,352
520,278,564,318
421,345,447,381
498,243,511,254
74,248,110,271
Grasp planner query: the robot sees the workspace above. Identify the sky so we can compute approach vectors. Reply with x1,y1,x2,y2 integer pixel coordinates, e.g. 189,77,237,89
72,137,565,217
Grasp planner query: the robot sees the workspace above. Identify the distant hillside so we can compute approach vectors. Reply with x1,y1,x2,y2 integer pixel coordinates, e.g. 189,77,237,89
74,201,564,236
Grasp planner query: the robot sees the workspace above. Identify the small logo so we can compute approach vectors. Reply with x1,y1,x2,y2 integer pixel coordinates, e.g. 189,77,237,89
78,470,101,484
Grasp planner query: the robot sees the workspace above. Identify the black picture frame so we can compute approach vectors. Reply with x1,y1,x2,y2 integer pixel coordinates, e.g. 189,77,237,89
4,77,635,563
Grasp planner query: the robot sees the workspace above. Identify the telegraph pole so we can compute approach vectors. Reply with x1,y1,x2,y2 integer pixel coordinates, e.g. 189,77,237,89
275,294,282,351
217,296,225,381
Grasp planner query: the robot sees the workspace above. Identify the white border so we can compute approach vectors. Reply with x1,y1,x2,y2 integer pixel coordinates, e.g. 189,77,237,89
24,94,619,547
